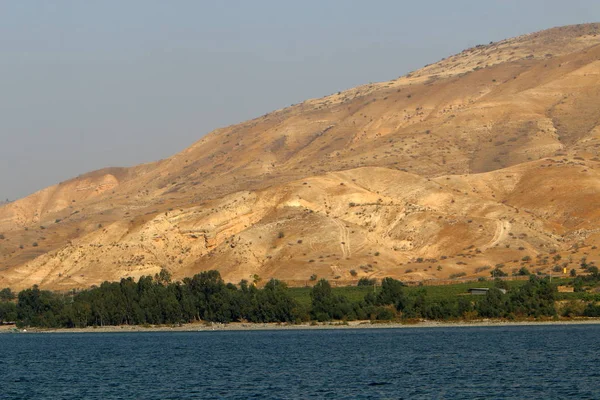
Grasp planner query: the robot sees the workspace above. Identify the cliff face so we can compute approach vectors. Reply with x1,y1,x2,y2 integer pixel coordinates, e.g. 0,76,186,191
3,23,600,290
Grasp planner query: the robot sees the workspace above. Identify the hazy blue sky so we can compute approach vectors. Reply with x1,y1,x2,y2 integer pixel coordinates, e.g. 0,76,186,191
2,1,600,200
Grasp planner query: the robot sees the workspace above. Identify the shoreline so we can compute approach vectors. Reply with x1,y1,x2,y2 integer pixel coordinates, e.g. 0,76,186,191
3,318,600,334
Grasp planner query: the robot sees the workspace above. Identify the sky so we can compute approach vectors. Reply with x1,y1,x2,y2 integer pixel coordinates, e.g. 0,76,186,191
1,0,600,201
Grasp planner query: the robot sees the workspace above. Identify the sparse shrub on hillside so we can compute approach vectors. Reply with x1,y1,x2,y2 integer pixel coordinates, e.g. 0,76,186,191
349,270,357,277
277,231,285,239
310,274,317,281
552,265,563,273
449,272,466,279
491,267,507,277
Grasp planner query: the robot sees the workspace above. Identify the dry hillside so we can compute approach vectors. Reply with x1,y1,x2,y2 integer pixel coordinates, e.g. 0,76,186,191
2,23,600,290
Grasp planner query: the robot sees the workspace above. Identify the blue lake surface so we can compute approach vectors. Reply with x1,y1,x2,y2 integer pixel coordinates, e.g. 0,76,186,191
1,324,599,399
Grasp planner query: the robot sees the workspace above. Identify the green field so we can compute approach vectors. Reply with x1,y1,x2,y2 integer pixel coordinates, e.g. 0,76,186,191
289,277,582,307
289,286,374,307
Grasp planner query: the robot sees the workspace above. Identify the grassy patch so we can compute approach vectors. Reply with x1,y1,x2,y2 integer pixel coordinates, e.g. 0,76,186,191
289,280,534,306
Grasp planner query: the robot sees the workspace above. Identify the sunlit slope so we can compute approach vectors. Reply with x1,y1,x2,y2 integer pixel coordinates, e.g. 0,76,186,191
2,23,600,289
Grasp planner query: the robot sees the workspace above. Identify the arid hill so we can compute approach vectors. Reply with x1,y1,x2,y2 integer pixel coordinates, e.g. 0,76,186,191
2,23,600,290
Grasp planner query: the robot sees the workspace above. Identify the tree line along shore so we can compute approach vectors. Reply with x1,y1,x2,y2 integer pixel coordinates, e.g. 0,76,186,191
1,269,600,329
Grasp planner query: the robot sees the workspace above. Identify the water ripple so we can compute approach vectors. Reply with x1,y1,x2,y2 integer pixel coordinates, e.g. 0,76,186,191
0,325,599,399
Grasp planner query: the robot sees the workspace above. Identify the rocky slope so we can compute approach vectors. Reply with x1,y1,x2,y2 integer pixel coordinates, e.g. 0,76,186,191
2,23,600,290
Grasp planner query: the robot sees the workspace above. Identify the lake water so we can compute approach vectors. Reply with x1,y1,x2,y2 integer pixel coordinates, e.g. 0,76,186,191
1,325,599,399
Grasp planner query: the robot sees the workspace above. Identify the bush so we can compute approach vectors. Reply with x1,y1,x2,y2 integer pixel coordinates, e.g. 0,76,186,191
0,302,17,324
374,307,396,321
490,267,507,277
583,303,600,317
552,265,563,273
0,288,15,301
475,266,491,273
357,277,376,287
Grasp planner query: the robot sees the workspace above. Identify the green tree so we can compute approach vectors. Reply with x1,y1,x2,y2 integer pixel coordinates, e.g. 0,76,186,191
251,279,299,322
309,279,356,321
17,285,66,328
0,288,15,301
310,279,335,321
376,277,405,309
0,302,17,324
154,268,172,286
509,276,557,318
476,287,507,318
